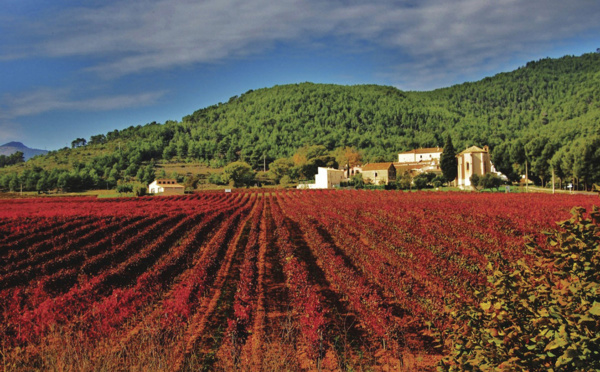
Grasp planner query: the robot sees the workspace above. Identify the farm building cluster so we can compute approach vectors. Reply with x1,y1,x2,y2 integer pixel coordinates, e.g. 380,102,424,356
146,145,504,194
298,145,502,190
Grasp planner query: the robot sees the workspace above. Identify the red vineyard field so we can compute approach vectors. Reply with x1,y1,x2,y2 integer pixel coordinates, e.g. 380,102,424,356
0,190,597,371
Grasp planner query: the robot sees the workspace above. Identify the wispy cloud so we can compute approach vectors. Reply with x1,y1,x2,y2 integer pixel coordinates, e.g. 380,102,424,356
16,0,324,77
2,0,599,87
0,88,167,119
364,0,600,89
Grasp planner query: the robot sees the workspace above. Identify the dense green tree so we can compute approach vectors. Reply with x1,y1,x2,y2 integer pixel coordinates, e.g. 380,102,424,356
6,173,19,191
350,173,364,189
208,172,225,185
397,171,413,190
578,135,600,186
89,134,106,145
440,136,458,183
71,138,87,148
162,143,176,159
36,176,50,193
125,163,139,178
268,158,294,183
413,174,429,190
221,161,255,187
470,174,482,191
136,163,156,185
413,172,437,190
57,172,77,192
492,143,518,182
0,151,24,168
479,173,504,191
116,184,133,193
279,175,293,186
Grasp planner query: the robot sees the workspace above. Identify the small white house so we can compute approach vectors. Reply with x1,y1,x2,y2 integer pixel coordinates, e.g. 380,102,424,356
148,179,185,195
297,167,345,189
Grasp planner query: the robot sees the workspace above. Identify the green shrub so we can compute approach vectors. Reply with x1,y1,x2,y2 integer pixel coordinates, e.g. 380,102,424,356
116,184,133,194
135,185,147,197
279,175,292,186
470,174,481,191
208,172,225,185
351,173,365,189
439,206,600,371
480,173,503,191
413,174,430,190
221,161,255,187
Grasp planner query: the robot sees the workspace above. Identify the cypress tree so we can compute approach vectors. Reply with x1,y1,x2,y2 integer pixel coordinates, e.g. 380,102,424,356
440,135,458,184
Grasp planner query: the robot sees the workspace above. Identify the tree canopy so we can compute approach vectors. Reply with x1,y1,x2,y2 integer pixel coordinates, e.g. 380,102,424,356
0,152,24,168
221,161,255,187
1,52,599,192
440,136,458,183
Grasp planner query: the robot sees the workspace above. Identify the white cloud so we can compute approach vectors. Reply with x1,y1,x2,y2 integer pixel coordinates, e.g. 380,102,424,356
0,88,166,119
25,0,324,77
2,0,599,86
335,0,600,89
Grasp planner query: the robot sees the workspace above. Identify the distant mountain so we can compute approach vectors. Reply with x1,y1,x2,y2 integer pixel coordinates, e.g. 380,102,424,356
0,142,48,160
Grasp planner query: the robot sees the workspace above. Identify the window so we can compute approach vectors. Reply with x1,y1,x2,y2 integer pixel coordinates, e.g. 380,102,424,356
466,163,470,171
375,172,378,178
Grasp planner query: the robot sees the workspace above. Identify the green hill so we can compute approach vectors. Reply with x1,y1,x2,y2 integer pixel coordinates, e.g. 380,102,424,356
2,52,599,192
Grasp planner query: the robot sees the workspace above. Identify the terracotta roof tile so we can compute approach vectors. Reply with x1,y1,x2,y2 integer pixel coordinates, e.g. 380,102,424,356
458,146,488,155
362,162,395,171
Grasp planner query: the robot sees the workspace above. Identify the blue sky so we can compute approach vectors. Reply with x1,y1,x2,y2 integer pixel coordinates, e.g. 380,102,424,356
1,0,599,151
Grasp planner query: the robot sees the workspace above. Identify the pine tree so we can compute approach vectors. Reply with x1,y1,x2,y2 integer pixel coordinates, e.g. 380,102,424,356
440,135,458,184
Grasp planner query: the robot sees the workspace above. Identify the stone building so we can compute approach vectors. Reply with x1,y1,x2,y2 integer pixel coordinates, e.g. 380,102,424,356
361,162,397,185
456,146,492,188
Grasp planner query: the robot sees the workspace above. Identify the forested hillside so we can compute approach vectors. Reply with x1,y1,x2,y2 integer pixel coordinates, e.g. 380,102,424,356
1,52,599,192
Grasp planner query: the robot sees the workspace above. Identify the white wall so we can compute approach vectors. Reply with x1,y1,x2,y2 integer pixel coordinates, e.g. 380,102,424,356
398,150,442,163
298,167,344,189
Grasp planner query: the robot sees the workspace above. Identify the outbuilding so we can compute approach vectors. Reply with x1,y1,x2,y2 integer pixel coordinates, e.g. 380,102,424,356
361,162,397,185
297,167,345,189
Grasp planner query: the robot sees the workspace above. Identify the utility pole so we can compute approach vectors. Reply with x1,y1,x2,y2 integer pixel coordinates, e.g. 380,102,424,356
552,167,555,194
263,154,266,173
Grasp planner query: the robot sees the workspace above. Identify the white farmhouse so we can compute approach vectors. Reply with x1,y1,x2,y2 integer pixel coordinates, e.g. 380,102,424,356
148,179,185,195
297,167,345,189
398,147,443,163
